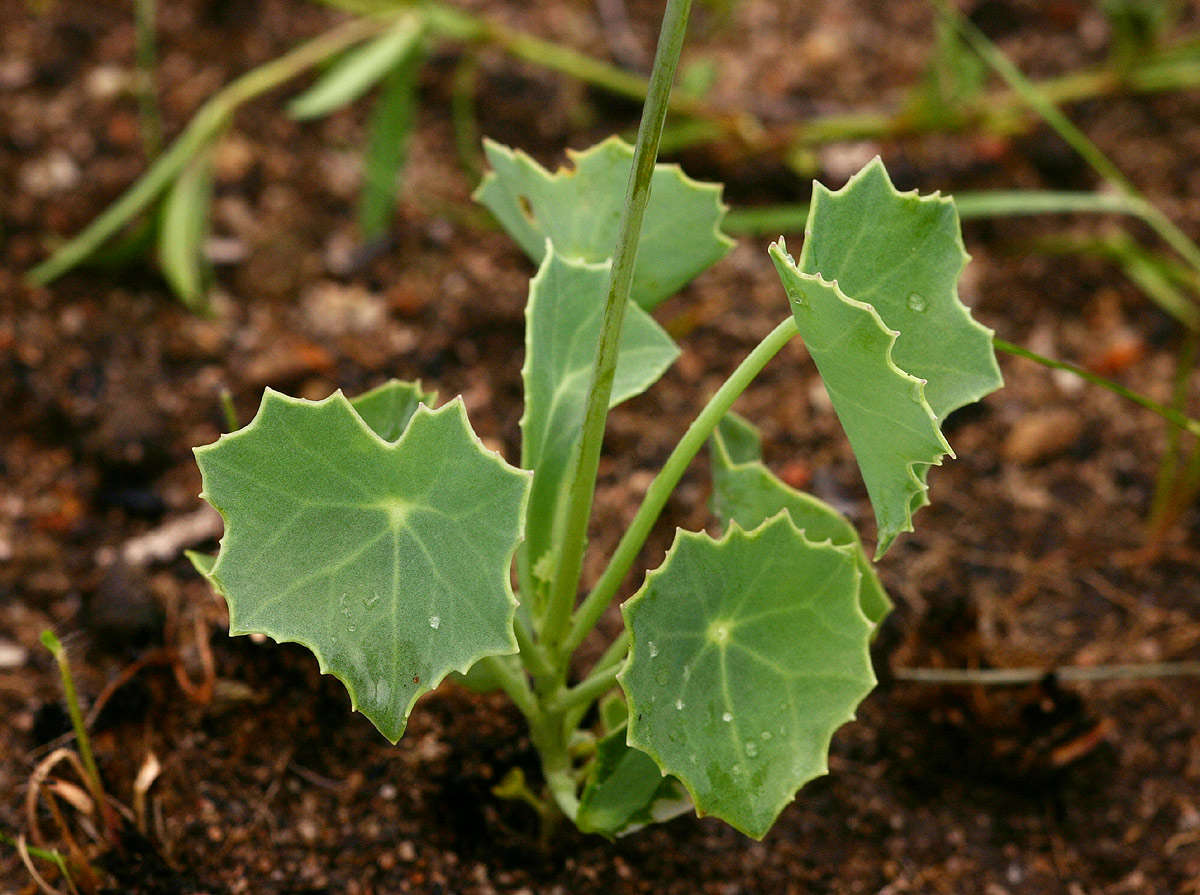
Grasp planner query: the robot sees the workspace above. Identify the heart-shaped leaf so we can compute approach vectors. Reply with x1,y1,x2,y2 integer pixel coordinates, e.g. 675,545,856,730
619,515,876,839
474,137,734,309
195,389,530,742
521,246,678,592
709,412,890,625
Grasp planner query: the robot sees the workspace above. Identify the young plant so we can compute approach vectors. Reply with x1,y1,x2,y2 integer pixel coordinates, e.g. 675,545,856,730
190,2,1001,839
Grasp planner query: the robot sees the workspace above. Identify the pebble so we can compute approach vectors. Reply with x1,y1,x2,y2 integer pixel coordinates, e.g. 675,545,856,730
0,640,29,669
1003,409,1083,464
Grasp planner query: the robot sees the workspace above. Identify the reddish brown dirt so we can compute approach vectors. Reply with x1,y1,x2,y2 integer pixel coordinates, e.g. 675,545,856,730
3,1,1200,892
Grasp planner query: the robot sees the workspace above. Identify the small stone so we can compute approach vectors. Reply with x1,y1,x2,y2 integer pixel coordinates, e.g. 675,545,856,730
1003,409,1083,464
0,640,28,669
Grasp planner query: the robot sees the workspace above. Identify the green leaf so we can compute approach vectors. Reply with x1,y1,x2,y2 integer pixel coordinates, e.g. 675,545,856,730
359,42,422,240
770,159,1001,555
158,150,213,312
619,515,875,839
576,724,692,837
288,14,423,121
794,159,1001,421
194,389,530,742
185,550,216,579
709,413,890,625
474,137,734,309
521,246,679,590
349,379,436,442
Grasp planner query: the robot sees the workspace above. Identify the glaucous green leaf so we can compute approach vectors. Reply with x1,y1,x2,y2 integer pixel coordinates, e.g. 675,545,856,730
770,159,1001,555
577,724,692,838
288,14,423,120
619,515,876,839
709,413,890,625
521,246,679,589
795,158,1001,421
474,137,734,309
195,389,530,742
770,254,948,557
349,379,436,442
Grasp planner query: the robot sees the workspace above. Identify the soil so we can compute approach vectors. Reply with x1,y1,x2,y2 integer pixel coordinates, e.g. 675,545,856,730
3,0,1200,892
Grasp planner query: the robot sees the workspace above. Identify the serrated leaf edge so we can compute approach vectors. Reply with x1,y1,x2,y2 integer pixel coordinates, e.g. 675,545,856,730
618,513,874,838
769,243,952,556
802,156,1002,416
709,414,892,624
472,136,735,261
195,388,531,738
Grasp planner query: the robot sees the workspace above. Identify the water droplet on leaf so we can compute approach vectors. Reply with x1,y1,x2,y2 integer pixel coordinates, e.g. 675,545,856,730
648,641,659,658
722,711,733,723
744,741,758,758
675,699,684,711
428,615,440,630
907,292,927,313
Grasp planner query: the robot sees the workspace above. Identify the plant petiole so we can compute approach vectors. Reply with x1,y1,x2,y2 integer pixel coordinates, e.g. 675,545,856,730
565,316,799,657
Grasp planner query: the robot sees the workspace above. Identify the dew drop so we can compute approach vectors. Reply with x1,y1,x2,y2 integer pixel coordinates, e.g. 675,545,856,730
648,641,659,658
731,764,743,776
744,741,759,758
428,615,441,630
722,711,733,723
675,699,685,711
347,623,356,632
906,292,927,313
364,591,380,609
761,731,773,741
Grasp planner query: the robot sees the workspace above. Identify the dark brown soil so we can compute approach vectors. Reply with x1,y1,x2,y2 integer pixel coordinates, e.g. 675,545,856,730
3,0,1200,892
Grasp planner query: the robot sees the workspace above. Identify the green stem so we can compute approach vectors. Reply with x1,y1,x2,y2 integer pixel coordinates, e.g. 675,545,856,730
40,631,112,835
133,0,161,159
512,617,555,684
1148,328,1200,535
476,655,539,721
894,661,1200,685
724,189,1150,237
942,5,1200,289
540,0,694,657
547,661,624,716
27,13,394,287
0,830,71,868
564,316,799,657
562,628,631,734
994,338,1200,438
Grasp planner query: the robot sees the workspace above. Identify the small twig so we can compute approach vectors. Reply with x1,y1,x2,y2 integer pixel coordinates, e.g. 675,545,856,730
893,661,1200,686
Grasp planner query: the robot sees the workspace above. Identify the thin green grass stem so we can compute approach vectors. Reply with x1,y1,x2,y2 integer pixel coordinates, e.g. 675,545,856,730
724,189,1150,236
540,0,694,659
27,14,395,287
0,831,71,869
133,0,162,159
940,3,1200,302
1148,329,1200,536
895,661,1200,685
565,317,799,658
40,631,110,831
994,338,1200,437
